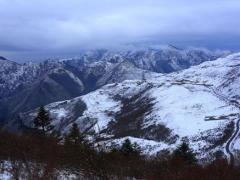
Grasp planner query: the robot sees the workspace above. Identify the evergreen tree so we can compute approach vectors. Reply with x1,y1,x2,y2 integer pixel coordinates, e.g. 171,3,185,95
33,106,53,135
65,123,85,146
173,140,197,165
51,129,63,142
120,138,141,156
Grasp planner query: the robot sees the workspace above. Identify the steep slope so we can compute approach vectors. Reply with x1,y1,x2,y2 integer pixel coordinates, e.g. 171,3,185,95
0,59,66,99
18,53,240,160
0,47,226,126
0,58,85,121
96,60,156,87
0,59,155,125
0,48,225,99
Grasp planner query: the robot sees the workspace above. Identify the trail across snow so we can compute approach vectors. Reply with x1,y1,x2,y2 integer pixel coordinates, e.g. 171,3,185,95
211,87,240,165
225,117,240,165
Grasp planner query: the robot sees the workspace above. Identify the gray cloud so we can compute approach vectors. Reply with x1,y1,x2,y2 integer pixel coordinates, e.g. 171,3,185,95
0,0,240,61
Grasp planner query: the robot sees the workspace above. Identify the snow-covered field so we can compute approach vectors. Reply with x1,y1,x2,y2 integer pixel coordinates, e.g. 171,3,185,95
20,53,240,160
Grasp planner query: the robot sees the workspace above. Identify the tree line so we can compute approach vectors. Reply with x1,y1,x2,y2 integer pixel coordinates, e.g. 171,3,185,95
0,106,240,179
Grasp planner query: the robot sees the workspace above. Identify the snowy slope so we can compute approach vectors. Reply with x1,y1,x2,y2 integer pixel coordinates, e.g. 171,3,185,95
19,53,240,160
0,59,63,98
0,47,225,99
1,47,222,125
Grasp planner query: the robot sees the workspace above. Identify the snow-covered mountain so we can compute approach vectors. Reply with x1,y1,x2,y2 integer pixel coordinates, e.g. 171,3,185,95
62,47,225,73
17,53,240,161
0,58,154,123
0,47,225,125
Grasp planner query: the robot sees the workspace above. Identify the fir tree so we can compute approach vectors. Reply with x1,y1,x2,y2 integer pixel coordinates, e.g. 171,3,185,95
33,106,53,135
51,129,63,142
65,123,85,146
120,138,141,156
173,140,197,165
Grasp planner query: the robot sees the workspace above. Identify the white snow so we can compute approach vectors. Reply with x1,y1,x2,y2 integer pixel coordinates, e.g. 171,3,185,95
148,84,238,137
80,89,122,131
22,52,240,159
52,108,68,119
105,136,176,155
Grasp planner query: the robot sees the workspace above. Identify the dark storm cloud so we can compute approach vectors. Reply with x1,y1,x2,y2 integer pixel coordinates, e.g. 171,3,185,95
0,0,240,61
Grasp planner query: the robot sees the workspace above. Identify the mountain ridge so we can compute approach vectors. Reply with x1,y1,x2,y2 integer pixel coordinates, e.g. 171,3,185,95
15,52,240,161
0,47,227,126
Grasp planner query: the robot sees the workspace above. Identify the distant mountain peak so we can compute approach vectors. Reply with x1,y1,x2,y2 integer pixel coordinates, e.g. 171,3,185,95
0,56,7,60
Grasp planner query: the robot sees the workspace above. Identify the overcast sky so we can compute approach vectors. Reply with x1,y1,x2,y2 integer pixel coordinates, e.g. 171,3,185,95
0,0,240,62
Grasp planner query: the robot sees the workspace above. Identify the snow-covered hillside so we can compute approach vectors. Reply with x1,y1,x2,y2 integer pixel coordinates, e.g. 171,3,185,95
0,47,226,99
0,47,222,125
19,53,240,161
0,59,63,98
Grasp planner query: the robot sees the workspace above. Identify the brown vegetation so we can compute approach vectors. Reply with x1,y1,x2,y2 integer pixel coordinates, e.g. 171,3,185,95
0,106,240,179
0,129,240,179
